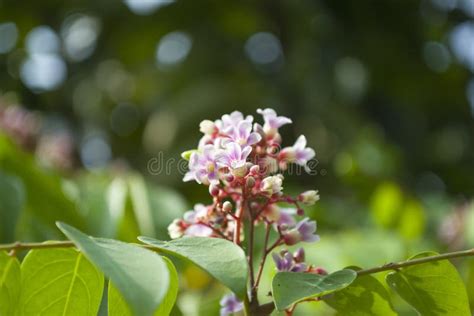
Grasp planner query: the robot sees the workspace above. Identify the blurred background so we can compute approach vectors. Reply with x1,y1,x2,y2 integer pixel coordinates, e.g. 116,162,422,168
1,0,474,315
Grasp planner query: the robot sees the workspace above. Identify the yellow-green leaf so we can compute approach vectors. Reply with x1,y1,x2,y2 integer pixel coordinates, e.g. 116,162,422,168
20,247,103,316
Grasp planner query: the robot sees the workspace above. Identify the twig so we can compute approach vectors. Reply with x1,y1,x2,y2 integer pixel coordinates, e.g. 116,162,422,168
356,248,474,276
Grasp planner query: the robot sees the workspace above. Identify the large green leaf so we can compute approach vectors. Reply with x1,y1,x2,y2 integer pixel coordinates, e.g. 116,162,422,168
19,247,103,315
0,172,24,242
57,222,170,316
324,266,396,315
138,236,248,297
272,269,357,311
0,251,21,316
108,256,179,316
386,252,471,315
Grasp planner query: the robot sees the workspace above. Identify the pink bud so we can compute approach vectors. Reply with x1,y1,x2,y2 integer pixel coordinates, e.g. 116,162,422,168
249,165,260,175
223,201,233,212
209,184,220,197
293,248,305,263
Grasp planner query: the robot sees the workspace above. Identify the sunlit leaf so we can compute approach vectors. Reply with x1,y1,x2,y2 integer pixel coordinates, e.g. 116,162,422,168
398,200,425,240
324,266,396,315
272,269,357,311
57,222,170,316
386,252,470,315
138,236,248,297
0,251,21,316
19,247,103,316
108,256,178,316
370,182,403,228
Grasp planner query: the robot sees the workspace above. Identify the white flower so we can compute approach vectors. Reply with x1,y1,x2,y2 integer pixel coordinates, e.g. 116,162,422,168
299,190,320,206
199,120,217,135
261,174,284,196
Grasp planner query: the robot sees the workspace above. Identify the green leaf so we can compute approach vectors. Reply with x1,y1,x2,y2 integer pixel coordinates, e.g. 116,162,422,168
57,222,170,316
272,269,357,311
19,247,103,316
108,256,179,316
138,236,248,297
386,251,471,316
0,172,24,242
324,267,396,315
0,251,21,316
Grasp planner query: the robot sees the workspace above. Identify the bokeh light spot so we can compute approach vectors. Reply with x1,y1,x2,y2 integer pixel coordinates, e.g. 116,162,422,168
20,54,67,92
423,41,451,73
450,22,474,71
124,0,174,15
25,26,60,55
61,14,101,62
0,22,18,54
156,31,192,67
80,134,112,170
244,32,283,65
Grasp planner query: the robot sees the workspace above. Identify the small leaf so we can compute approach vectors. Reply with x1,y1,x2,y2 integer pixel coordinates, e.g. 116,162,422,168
0,251,21,316
324,266,396,315
272,269,357,311
386,251,471,316
57,222,170,316
108,256,179,316
138,236,248,297
19,247,103,316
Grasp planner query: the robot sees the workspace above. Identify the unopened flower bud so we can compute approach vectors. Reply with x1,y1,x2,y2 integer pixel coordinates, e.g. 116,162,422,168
279,223,289,231
231,165,247,178
223,201,233,213
298,190,320,206
209,184,220,197
297,208,304,216
199,120,216,135
293,248,305,263
246,176,255,188
168,219,184,239
249,165,260,175
181,149,196,161
282,230,300,245
250,201,259,210
225,174,235,182
308,267,328,275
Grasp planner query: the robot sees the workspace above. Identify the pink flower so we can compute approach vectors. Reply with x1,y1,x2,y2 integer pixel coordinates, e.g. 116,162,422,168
220,293,243,316
280,135,315,166
184,145,219,184
283,218,319,245
216,111,253,132
184,224,213,237
257,108,292,135
224,120,262,147
272,249,307,272
216,142,252,174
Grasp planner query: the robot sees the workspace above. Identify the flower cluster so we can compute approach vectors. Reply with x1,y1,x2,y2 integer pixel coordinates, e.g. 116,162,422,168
169,109,319,242
168,109,322,315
